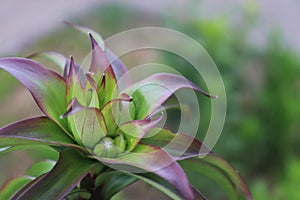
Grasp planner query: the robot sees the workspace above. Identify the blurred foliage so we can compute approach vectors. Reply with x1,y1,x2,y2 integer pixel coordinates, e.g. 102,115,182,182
1,2,300,199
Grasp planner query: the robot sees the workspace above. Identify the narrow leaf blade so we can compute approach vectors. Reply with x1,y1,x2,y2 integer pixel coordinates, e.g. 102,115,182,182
12,149,97,200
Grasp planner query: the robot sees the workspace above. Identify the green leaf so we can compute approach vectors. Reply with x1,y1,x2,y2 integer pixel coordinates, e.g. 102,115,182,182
0,117,85,153
0,58,68,131
100,93,135,136
202,153,252,199
64,189,91,200
65,57,85,107
0,145,59,164
12,149,97,200
25,160,56,177
0,159,56,199
65,106,107,148
0,177,33,200
124,73,215,119
96,144,195,200
179,155,252,200
120,115,163,152
94,171,137,199
141,127,210,160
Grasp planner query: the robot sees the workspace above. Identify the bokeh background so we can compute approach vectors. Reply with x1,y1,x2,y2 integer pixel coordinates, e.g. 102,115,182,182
1,0,300,199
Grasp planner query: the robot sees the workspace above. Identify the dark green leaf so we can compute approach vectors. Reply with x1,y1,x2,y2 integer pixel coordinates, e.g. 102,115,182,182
64,189,91,200
179,155,252,200
94,171,137,199
12,149,97,200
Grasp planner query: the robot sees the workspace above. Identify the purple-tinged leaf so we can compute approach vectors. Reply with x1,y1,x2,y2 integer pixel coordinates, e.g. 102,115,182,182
141,128,210,160
89,34,118,108
66,23,130,88
124,73,216,119
0,117,85,152
0,58,68,131
105,48,131,88
12,149,98,200
61,98,85,119
120,115,163,152
89,33,110,76
96,144,195,200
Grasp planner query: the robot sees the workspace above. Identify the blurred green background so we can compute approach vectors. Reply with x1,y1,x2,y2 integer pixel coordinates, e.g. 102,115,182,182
1,1,300,199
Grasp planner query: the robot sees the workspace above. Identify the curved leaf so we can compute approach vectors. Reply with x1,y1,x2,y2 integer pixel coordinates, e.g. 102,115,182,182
120,115,163,152
25,160,56,177
0,117,85,152
0,177,33,200
124,73,215,119
96,144,195,200
0,145,58,161
141,127,210,160
0,58,68,131
64,104,107,148
64,189,91,200
65,23,130,87
179,155,252,200
12,149,97,200
128,173,182,200
94,171,137,199
201,153,252,199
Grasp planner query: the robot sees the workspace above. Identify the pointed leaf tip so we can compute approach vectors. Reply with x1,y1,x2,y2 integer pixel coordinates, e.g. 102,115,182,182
0,57,68,131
